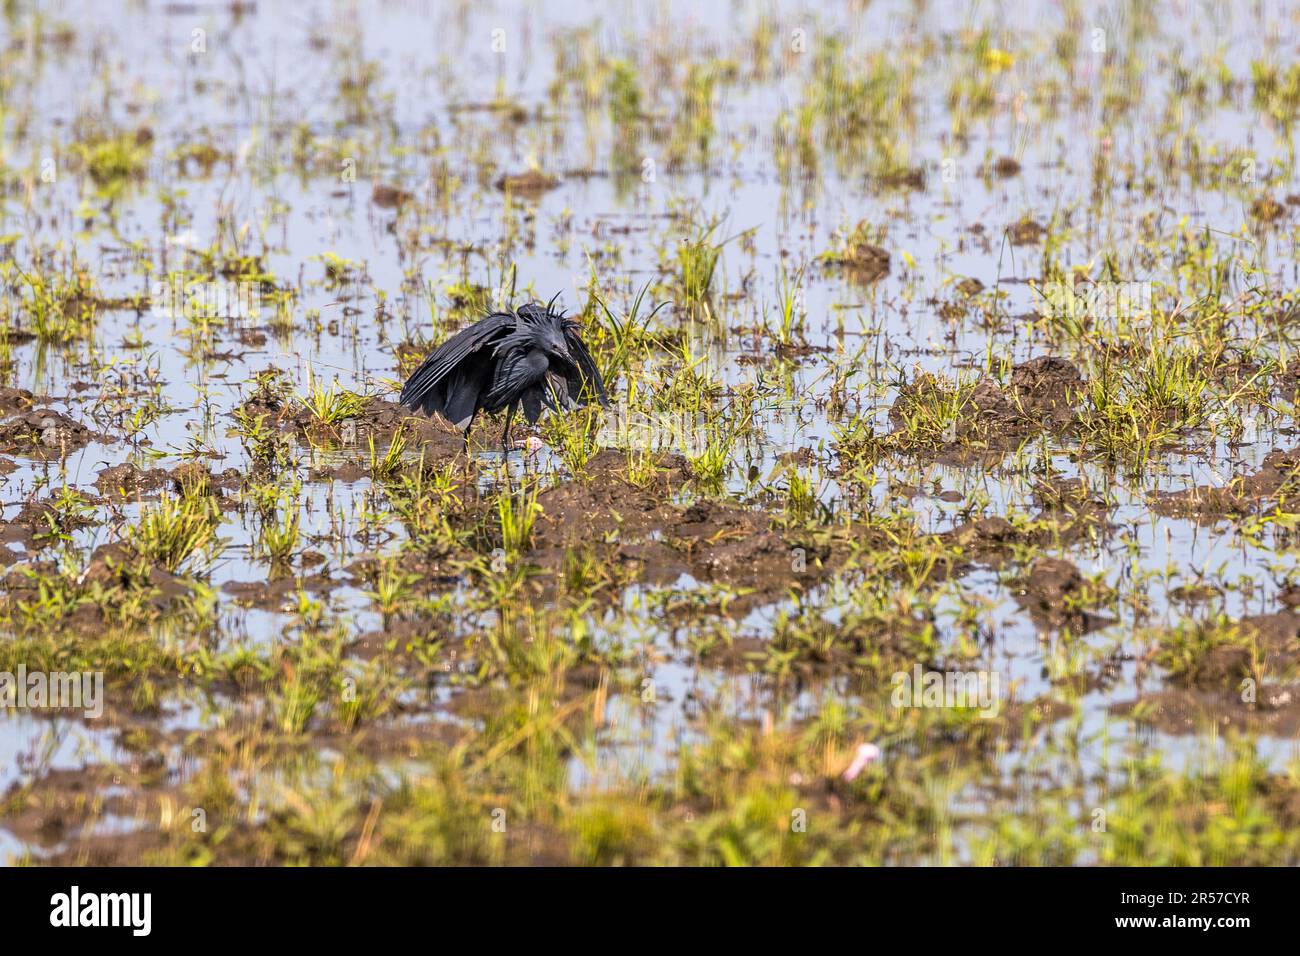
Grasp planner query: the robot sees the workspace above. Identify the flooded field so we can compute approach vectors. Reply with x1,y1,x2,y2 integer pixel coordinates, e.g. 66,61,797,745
1,0,1299,865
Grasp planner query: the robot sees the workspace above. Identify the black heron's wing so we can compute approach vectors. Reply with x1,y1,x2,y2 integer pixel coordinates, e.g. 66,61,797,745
483,347,550,417
399,312,516,423
561,322,608,406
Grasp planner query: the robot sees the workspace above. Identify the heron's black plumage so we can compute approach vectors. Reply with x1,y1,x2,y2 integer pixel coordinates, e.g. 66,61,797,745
399,301,607,451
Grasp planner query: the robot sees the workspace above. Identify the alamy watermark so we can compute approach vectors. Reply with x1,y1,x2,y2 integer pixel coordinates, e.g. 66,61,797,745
1039,279,1152,322
151,273,262,321
891,664,1001,718
0,665,104,718
49,886,150,936
601,398,710,456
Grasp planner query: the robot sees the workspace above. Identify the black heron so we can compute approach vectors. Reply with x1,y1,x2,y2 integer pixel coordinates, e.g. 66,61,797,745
399,299,608,454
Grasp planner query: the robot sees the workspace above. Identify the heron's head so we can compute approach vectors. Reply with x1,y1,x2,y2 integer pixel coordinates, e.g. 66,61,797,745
545,334,574,365
519,301,575,365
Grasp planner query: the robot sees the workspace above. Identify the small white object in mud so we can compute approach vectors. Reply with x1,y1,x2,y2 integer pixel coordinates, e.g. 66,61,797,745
515,436,546,455
842,742,882,781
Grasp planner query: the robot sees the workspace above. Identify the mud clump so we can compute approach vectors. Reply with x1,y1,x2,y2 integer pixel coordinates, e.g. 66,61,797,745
992,156,1021,177
1008,217,1045,245
350,398,462,447
827,240,890,282
371,183,413,208
970,356,1084,437
1032,475,1105,513
933,506,1104,572
243,389,464,463
94,461,241,501
80,541,191,602
0,539,196,622
1121,604,1300,736
1250,195,1285,222
0,386,37,415
310,460,371,483
1011,557,1111,632
0,765,172,860
0,408,98,455
1241,610,1300,672
171,461,241,497
1149,448,1300,520
1,492,104,548
223,573,335,609
888,356,1084,457
1167,583,1221,606
95,462,172,498
494,169,560,196
1009,356,1084,421
945,516,1020,552
496,451,844,613
877,166,925,190
1154,610,1300,692
1112,684,1300,737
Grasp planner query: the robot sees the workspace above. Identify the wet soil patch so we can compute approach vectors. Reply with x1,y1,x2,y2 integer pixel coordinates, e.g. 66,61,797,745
1149,448,1300,520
